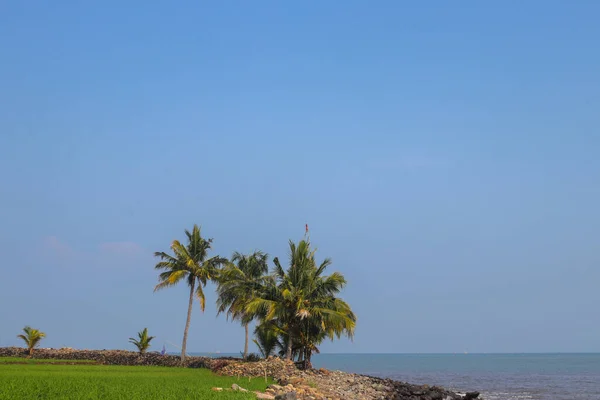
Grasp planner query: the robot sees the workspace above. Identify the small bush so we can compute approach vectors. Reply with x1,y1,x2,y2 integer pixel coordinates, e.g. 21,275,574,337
245,353,261,362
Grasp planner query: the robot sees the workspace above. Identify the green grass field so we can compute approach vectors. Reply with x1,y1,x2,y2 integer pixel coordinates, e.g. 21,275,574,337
0,358,272,399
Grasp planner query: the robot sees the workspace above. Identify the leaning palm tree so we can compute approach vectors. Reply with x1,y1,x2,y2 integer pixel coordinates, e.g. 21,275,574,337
246,239,356,365
154,224,226,361
129,328,155,354
216,251,269,359
17,326,46,356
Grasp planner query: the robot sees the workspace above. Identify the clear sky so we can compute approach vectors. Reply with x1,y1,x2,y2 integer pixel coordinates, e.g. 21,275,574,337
1,1,599,354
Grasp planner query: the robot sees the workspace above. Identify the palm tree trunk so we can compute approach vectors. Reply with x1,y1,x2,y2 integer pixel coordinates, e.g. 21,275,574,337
243,323,249,359
181,280,196,362
285,333,293,360
305,348,313,370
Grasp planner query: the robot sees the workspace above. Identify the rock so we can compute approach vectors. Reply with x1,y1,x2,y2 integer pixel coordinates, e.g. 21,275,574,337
464,392,480,399
232,383,248,392
211,387,223,391
289,377,304,385
268,384,284,391
275,393,297,400
427,391,444,400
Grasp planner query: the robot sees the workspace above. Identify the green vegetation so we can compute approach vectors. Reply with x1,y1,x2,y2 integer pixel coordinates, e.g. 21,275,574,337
217,251,270,359
16,326,46,356
129,328,155,354
0,361,272,400
252,323,279,359
153,224,227,361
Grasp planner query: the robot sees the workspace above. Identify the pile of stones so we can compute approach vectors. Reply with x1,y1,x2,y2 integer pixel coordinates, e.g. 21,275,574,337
216,357,480,400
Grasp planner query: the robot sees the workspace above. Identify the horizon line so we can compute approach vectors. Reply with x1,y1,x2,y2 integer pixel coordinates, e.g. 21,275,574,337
317,352,600,355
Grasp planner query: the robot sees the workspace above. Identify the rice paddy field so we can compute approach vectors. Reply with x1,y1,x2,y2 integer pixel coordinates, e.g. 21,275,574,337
0,358,272,399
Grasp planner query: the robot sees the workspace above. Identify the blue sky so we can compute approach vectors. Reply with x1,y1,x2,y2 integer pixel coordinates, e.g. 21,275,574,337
1,1,599,353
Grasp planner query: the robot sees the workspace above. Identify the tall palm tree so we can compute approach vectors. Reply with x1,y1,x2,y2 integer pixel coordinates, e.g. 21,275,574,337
17,326,46,356
154,224,226,361
216,251,269,359
129,328,155,354
247,239,356,364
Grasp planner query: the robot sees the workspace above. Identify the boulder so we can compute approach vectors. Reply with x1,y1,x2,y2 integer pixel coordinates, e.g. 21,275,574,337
232,383,248,392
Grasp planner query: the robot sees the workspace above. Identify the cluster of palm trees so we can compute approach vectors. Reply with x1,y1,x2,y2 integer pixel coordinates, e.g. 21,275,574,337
154,224,356,368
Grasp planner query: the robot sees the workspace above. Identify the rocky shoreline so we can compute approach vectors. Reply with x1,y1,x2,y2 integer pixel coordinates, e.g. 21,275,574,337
0,347,480,400
216,357,480,400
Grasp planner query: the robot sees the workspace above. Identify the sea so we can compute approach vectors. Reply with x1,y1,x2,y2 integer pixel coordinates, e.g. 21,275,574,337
309,353,600,400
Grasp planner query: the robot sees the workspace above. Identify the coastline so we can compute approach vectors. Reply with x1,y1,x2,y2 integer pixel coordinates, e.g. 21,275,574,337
0,347,479,399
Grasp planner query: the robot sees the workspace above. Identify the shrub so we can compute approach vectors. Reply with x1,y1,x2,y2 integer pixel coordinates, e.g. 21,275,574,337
17,326,46,357
245,353,261,362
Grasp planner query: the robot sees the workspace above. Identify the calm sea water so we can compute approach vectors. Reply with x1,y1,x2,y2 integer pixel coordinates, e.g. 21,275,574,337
309,353,600,400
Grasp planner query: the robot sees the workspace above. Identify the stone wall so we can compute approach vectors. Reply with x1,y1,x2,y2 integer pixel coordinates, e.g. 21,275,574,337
0,347,210,368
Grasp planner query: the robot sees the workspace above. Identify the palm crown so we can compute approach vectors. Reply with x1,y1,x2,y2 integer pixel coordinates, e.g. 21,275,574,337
129,328,155,354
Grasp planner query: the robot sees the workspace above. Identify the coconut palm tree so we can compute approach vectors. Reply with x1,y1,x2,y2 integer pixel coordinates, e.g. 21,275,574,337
296,294,356,368
129,328,155,354
17,326,46,356
216,251,269,359
252,323,281,359
246,239,356,365
154,224,226,361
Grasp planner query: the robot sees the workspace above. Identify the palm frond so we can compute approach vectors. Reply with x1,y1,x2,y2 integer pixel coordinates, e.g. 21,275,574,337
195,283,206,312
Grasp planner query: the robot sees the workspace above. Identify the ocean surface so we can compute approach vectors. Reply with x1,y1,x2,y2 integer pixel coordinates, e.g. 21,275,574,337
308,353,600,400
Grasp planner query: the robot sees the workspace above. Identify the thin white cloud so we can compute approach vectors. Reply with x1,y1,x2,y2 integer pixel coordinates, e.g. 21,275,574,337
42,236,77,260
41,237,146,265
99,241,143,256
